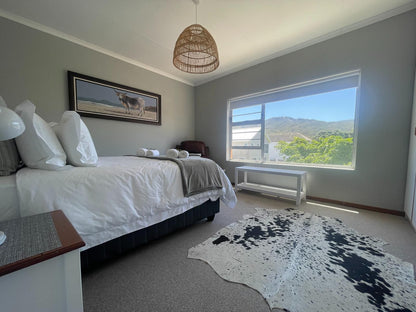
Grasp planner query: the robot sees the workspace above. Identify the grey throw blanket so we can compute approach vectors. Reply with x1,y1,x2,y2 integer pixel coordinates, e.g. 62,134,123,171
148,156,223,197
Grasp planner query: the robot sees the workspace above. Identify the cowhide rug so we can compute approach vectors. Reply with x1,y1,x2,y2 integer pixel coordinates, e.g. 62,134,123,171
188,208,416,312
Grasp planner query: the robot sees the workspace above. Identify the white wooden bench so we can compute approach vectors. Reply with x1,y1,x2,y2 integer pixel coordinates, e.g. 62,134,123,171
235,166,307,205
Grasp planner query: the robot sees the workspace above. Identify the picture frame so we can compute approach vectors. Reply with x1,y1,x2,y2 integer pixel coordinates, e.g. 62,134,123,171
68,71,161,125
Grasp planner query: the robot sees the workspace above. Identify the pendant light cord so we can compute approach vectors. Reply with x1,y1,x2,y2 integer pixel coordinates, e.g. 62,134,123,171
193,0,199,24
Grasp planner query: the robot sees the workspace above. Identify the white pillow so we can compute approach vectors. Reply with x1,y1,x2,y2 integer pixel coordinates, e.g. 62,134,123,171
14,100,66,170
51,111,98,167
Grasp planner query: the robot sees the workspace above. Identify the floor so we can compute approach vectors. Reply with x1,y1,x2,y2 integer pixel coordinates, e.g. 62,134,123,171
82,191,416,312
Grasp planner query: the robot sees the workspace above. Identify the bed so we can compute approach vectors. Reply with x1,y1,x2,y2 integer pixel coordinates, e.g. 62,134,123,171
10,156,236,269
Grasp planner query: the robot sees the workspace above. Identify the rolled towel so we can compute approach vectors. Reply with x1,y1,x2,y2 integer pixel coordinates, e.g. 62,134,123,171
146,149,160,157
178,150,189,158
137,147,148,157
166,149,179,158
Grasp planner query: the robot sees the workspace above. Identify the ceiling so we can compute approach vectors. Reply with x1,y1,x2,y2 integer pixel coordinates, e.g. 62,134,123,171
0,0,415,86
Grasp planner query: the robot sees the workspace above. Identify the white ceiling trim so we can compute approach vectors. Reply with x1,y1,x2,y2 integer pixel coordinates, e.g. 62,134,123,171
0,8,194,86
1,2,416,88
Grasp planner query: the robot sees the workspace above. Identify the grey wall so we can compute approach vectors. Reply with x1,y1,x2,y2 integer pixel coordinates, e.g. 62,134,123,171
404,70,416,223
195,10,416,211
1,10,415,211
0,17,195,156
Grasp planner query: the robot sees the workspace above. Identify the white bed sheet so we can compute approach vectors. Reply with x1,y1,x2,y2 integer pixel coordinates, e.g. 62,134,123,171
0,175,20,222
16,156,236,250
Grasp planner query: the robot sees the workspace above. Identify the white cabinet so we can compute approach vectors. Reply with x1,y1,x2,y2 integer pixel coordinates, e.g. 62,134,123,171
0,210,85,312
0,250,83,312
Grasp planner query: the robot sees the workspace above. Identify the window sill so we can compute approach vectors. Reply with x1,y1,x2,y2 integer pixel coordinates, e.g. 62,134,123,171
227,159,355,171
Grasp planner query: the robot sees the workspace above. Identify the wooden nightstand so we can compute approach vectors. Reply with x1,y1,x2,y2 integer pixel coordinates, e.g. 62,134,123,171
0,210,85,312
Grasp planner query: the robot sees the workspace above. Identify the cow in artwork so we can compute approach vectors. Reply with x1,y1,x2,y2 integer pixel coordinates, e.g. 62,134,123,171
114,90,145,116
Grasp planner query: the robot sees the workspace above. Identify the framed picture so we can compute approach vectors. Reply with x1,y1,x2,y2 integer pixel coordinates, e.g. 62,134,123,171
68,71,161,125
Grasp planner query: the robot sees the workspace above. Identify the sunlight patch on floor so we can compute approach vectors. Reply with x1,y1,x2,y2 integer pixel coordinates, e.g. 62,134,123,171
307,201,359,214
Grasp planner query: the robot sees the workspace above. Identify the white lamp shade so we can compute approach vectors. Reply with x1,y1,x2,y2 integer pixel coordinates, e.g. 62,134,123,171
0,106,25,141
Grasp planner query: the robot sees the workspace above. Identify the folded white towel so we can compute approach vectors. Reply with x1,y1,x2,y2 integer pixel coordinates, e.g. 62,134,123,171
146,149,160,157
178,150,189,158
137,148,148,157
166,149,179,158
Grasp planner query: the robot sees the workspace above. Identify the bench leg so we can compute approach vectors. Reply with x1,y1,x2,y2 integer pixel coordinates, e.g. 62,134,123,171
296,176,301,206
303,174,307,202
234,168,239,191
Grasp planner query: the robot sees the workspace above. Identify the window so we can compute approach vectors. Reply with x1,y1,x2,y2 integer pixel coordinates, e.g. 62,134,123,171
227,71,360,168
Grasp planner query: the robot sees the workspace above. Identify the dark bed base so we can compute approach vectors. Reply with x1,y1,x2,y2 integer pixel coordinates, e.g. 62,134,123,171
80,199,219,271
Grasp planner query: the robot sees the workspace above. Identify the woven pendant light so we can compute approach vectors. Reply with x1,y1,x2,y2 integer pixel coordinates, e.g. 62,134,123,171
173,0,219,74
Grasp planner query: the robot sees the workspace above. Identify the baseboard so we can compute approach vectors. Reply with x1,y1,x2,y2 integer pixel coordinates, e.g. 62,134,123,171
233,183,406,216
307,195,405,217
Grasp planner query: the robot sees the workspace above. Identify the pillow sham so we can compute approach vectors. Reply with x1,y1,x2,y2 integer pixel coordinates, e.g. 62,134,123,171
0,96,23,175
51,111,98,167
0,95,6,108
14,100,67,170
0,140,23,176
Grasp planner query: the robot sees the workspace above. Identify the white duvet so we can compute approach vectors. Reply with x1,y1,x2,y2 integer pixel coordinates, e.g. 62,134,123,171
16,156,236,250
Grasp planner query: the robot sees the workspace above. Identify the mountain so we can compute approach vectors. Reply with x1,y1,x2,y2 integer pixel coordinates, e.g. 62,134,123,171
265,117,354,142
78,96,121,107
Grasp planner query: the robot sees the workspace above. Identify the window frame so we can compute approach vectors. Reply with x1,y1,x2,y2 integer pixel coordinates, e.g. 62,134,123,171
226,70,361,170
228,104,265,158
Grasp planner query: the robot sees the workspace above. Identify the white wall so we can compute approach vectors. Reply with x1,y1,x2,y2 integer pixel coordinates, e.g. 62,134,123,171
195,10,416,212
0,17,195,156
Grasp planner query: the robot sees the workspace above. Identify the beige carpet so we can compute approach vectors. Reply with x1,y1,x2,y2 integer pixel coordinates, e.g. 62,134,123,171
82,191,416,312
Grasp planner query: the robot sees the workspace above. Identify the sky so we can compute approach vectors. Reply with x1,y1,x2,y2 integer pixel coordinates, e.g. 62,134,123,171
233,87,357,122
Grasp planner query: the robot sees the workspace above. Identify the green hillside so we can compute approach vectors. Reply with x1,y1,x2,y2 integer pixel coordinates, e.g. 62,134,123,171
265,117,354,142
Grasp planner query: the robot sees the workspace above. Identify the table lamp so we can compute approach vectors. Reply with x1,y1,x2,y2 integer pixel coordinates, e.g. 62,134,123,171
0,97,25,245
